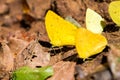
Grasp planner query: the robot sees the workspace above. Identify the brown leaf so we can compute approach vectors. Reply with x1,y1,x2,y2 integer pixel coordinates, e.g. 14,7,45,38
48,61,76,80
9,0,22,18
55,0,86,26
30,21,49,42
0,3,9,15
13,31,36,42
27,0,51,19
0,42,14,71
8,37,29,56
108,45,120,79
18,40,50,68
83,69,112,80
49,48,77,65
76,54,105,79
7,37,29,69
0,27,15,41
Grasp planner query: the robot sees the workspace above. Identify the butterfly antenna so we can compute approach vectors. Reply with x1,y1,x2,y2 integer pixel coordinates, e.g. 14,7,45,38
83,57,93,62
51,46,56,54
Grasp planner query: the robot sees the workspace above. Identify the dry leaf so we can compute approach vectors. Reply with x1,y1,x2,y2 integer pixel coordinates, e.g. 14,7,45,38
20,40,50,68
8,37,29,56
0,42,14,71
27,0,51,19
76,54,104,79
108,45,120,79
48,61,76,80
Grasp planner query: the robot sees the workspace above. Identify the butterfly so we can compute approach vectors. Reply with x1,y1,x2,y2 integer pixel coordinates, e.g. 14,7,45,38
45,10,107,59
109,1,120,26
75,28,107,59
86,8,106,34
45,10,77,46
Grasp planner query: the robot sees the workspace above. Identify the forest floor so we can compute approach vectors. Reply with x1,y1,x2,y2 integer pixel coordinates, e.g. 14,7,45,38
0,0,120,80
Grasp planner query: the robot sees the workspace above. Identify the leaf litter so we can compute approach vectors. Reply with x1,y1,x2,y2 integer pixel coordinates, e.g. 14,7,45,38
0,0,120,80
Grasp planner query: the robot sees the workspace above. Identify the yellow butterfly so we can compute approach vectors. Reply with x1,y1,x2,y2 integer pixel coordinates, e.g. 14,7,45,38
45,10,77,46
45,10,107,59
109,1,120,26
86,8,106,34
75,28,107,59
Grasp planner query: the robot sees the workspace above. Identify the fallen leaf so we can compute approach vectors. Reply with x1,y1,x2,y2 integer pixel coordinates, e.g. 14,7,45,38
20,40,50,68
47,61,76,80
27,0,51,19
76,54,104,79
0,42,14,71
108,45,120,79
8,37,29,56
30,21,49,42
12,66,53,80
49,48,77,65
0,3,9,15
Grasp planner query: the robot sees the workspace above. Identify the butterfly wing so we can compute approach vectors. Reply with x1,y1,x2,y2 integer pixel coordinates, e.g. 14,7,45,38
75,28,107,59
109,1,120,26
45,10,77,46
86,8,106,34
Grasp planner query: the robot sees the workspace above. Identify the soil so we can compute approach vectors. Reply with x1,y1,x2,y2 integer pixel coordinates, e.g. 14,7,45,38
0,0,120,80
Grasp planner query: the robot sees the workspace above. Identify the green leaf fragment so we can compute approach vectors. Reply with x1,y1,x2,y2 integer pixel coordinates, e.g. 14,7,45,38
12,66,53,80
117,57,120,62
65,16,81,28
